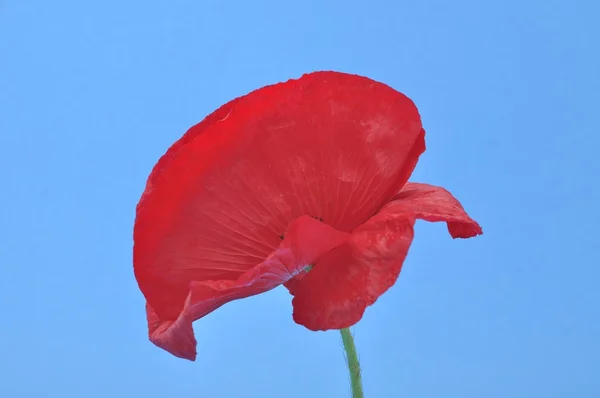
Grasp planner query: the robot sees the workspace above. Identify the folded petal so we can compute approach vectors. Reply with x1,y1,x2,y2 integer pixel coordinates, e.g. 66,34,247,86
389,182,483,238
291,213,415,330
290,183,481,331
146,216,348,360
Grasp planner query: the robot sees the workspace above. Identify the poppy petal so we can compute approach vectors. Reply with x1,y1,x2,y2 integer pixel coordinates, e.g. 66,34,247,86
290,183,481,331
146,216,348,360
291,215,415,330
134,71,427,357
390,182,483,238
135,72,424,316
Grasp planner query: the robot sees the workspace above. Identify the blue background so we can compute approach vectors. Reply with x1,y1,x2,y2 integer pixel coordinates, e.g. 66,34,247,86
1,1,598,397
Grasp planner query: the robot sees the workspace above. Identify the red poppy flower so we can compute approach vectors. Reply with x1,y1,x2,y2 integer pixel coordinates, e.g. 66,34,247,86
134,71,482,361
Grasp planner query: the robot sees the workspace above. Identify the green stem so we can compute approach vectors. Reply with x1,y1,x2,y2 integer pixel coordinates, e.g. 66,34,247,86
340,328,364,398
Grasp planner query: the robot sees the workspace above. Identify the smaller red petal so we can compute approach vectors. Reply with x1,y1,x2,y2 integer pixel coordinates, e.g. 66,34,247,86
291,216,415,331
290,182,481,331
147,216,348,360
389,182,483,238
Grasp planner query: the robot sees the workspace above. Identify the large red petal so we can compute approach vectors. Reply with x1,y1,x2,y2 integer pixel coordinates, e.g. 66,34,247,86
146,216,348,360
134,71,425,326
291,183,481,331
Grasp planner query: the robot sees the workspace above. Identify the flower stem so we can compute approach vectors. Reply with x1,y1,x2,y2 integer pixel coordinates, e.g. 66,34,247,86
340,328,364,398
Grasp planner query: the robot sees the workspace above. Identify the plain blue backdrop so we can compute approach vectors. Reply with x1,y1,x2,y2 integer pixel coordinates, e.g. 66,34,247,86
1,1,598,397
